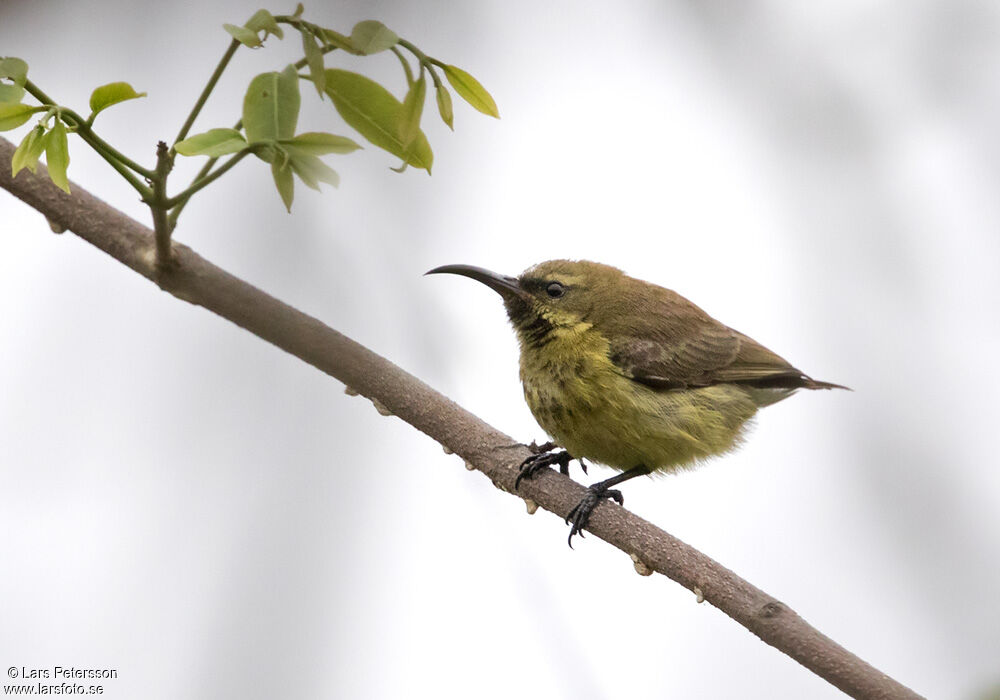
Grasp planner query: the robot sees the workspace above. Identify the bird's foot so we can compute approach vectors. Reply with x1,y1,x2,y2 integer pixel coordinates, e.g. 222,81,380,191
515,447,574,490
527,440,557,455
565,485,624,547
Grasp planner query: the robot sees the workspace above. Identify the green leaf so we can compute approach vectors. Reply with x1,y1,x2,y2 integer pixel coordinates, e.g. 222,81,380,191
0,103,42,131
0,57,28,86
0,84,24,104
302,29,326,97
349,20,398,55
271,160,294,211
289,153,340,190
443,64,499,118
435,84,454,130
279,132,361,155
88,82,147,121
398,74,426,146
43,120,70,193
324,69,433,173
243,64,300,143
11,125,46,176
175,128,248,157
0,57,27,103
319,27,360,54
223,23,262,47
245,9,283,39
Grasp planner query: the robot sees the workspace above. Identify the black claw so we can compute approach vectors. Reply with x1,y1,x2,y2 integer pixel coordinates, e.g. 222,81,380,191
561,465,651,548
565,486,626,547
515,448,572,490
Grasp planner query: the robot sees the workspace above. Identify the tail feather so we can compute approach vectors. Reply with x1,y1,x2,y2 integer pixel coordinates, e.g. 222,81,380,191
802,377,851,391
747,374,849,409
737,371,850,392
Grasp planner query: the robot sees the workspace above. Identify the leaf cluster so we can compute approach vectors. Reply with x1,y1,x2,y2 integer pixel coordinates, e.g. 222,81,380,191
174,7,499,210
2,4,499,261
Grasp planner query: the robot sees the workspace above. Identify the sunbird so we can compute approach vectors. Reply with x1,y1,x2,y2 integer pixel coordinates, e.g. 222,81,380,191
428,260,846,545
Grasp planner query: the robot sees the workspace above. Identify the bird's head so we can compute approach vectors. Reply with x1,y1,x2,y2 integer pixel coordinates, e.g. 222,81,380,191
427,260,626,346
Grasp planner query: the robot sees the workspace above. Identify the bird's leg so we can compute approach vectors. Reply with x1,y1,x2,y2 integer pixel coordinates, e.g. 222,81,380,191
515,443,576,489
566,466,651,547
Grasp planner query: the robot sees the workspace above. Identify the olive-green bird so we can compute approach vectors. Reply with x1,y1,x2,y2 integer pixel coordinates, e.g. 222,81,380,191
428,260,846,545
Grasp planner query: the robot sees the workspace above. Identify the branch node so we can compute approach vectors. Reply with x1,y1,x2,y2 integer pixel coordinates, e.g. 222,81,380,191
630,552,653,576
343,385,359,396
371,398,393,416
693,587,705,603
441,444,453,455
758,600,788,619
153,247,180,271
523,498,538,515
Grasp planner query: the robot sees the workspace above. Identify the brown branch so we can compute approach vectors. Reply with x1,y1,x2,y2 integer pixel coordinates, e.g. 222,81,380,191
0,136,924,700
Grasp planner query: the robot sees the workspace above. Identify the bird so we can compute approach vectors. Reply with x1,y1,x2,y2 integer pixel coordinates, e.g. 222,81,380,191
427,260,846,546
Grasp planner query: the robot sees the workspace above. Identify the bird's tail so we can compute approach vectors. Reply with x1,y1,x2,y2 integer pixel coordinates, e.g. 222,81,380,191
803,377,851,391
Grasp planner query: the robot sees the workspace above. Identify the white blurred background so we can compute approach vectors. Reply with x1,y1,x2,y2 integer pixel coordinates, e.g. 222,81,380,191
2,1,999,698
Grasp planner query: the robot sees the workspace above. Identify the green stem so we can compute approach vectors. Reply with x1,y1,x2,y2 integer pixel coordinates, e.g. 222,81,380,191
391,47,415,86
425,62,443,89
399,40,445,88
72,116,153,179
167,33,343,229
397,39,427,61
166,148,251,210
172,39,240,150
167,118,244,228
22,79,155,191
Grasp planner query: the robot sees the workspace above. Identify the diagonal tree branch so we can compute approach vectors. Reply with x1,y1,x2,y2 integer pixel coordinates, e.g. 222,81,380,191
0,136,924,700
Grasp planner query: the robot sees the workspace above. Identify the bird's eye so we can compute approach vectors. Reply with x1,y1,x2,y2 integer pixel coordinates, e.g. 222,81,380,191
545,282,566,299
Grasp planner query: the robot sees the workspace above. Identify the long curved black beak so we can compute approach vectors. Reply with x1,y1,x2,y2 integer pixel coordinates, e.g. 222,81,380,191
425,264,525,299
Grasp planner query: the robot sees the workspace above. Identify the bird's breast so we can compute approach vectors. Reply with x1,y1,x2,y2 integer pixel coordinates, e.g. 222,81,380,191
517,325,759,472
518,325,632,460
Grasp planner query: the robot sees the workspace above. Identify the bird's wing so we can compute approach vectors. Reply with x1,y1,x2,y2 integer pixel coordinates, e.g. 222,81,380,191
604,286,816,391
608,330,815,390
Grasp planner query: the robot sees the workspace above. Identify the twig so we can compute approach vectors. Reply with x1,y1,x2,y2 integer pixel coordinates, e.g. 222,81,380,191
172,38,241,150
0,136,925,700
149,141,174,265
